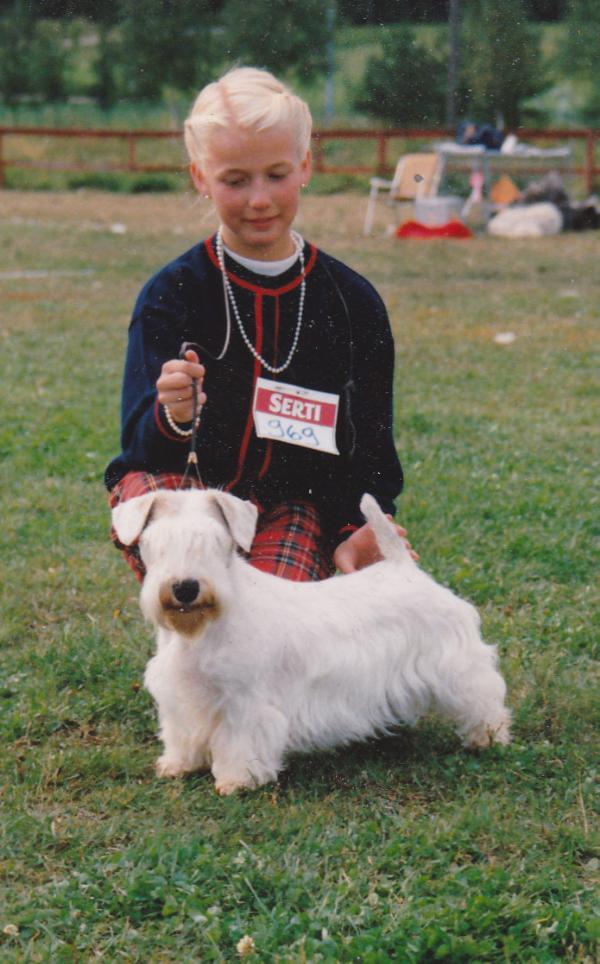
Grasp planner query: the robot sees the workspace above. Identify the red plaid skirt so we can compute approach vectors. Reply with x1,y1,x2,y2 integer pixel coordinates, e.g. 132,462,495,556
109,471,335,584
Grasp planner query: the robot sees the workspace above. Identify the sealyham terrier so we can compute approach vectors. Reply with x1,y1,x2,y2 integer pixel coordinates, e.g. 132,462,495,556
112,489,511,795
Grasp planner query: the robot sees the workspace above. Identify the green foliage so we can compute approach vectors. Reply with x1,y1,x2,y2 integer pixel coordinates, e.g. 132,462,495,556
339,1,569,23
28,18,69,100
459,0,546,127
65,172,182,192
354,26,446,126
0,3,68,103
0,2,31,104
220,0,330,83
118,0,218,101
0,3,591,130
559,0,600,123
0,0,335,107
92,24,119,110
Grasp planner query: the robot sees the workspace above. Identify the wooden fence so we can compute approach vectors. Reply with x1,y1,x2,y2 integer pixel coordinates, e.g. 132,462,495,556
0,125,598,193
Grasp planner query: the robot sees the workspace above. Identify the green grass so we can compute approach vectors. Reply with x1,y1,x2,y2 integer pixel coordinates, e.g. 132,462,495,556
0,191,598,961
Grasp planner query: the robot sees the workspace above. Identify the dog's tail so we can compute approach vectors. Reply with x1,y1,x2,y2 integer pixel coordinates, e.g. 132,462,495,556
360,494,412,563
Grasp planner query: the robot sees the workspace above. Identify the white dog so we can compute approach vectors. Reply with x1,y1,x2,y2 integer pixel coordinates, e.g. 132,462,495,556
487,201,563,238
112,489,511,795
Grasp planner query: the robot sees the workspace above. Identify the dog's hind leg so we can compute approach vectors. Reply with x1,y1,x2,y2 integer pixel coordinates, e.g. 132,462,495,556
431,649,511,750
209,704,289,795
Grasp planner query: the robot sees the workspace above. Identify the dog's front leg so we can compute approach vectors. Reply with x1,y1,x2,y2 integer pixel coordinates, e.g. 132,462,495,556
155,710,214,778
145,652,215,778
209,705,289,796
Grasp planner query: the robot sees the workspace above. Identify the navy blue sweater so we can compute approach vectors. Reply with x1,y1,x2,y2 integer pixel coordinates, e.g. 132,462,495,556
105,235,403,547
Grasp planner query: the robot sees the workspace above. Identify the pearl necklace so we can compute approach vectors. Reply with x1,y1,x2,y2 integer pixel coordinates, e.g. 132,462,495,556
215,227,305,375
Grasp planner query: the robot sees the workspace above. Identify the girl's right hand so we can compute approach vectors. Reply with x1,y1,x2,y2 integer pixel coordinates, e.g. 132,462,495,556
156,349,206,423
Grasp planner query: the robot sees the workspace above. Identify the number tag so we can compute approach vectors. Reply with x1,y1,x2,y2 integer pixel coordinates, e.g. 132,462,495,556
253,377,340,455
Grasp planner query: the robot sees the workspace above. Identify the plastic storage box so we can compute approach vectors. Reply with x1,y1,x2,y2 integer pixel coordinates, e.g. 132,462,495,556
414,196,463,226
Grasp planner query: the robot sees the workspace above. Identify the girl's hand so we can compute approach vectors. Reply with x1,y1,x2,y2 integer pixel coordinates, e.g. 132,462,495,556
333,518,418,573
156,349,206,423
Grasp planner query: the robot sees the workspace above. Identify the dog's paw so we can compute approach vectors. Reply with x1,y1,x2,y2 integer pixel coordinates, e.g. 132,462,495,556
464,718,511,749
214,777,253,796
491,719,511,746
155,755,188,778
215,771,277,795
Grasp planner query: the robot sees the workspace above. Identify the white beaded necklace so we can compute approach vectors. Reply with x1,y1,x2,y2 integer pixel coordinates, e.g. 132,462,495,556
215,227,305,375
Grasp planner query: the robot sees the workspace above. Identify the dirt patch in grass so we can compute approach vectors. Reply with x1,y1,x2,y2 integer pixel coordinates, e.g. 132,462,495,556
0,188,218,245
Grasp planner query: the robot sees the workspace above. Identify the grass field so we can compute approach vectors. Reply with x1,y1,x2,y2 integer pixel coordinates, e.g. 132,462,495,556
1,189,598,962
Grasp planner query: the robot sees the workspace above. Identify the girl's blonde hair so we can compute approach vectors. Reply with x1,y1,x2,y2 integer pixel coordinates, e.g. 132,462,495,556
184,67,312,167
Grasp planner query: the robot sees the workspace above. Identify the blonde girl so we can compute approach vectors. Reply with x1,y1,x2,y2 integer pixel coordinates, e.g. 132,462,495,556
107,67,406,581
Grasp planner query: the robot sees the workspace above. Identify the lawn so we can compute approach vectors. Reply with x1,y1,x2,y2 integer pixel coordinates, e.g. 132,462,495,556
0,189,598,962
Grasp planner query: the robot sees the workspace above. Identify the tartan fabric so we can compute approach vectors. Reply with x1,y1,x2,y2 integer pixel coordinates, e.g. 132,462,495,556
250,501,335,582
108,471,334,584
109,471,203,583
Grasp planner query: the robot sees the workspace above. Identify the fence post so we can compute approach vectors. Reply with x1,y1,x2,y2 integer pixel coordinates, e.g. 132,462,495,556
128,134,136,172
377,132,387,174
585,131,595,194
313,134,324,174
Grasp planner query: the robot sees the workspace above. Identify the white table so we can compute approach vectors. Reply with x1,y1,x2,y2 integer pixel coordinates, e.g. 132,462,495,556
435,141,571,196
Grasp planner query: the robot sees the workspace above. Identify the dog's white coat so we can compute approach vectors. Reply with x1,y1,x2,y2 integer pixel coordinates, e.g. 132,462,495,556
487,201,562,238
112,489,511,795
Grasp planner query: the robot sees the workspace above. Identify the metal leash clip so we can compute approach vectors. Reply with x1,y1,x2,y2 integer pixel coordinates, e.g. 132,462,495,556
178,341,204,488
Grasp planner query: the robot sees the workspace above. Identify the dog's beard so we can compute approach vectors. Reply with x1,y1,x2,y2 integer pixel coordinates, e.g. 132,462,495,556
143,579,221,637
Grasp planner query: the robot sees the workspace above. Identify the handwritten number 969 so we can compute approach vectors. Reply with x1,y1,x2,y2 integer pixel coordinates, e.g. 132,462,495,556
267,418,320,447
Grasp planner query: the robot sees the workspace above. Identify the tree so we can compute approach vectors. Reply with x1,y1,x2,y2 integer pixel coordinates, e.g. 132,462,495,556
354,26,446,126
93,23,119,110
338,0,566,23
560,0,600,123
561,0,600,80
458,0,544,128
446,0,461,126
29,18,68,100
0,1,32,103
220,0,329,84
0,0,67,103
527,0,567,18
118,0,218,100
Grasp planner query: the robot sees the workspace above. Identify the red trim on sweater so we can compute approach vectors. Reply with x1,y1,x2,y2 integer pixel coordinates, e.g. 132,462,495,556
207,239,317,489
258,293,279,479
273,294,280,355
225,292,264,492
204,236,317,295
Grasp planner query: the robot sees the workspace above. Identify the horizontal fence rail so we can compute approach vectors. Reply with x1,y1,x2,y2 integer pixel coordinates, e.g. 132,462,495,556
0,125,598,193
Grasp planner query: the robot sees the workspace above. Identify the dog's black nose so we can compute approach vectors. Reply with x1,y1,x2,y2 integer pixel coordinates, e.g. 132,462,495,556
172,580,200,604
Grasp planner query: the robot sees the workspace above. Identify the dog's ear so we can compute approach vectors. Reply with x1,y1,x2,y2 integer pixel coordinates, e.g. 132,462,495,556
111,493,157,546
209,491,258,553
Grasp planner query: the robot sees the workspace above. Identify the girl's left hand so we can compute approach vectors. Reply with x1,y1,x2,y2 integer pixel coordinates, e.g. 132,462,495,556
333,519,418,574
156,349,206,424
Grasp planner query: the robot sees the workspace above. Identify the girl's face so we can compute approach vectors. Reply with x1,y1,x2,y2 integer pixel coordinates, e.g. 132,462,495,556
191,124,311,261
